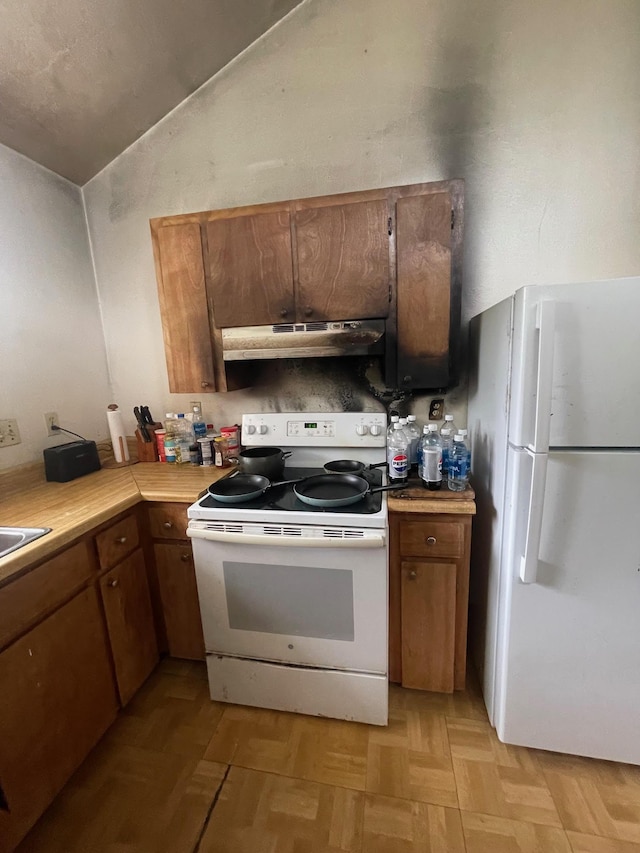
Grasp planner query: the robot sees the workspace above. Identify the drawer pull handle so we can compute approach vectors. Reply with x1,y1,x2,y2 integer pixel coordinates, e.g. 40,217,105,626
108,579,119,588
409,570,417,580
180,553,190,562
163,522,173,529
426,536,437,545
115,536,127,544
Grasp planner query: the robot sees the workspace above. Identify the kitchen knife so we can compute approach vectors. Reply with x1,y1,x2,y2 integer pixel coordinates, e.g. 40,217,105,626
133,406,151,441
141,405,156,425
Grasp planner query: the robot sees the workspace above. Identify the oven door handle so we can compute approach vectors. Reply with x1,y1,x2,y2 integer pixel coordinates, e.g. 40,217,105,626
187,528,386,548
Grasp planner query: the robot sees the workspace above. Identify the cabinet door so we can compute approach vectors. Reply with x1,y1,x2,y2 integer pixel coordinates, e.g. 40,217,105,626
206,211,295,327
396,191,452,389
400,559,457,693
0,586,117,853
100,548,158,705
294,199,390,321
154,222,217,393
154,543,205,660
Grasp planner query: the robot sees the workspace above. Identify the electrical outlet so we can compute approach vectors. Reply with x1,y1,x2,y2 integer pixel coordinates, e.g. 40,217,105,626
44,412,59,436
189,400,202,414
0,419,21,447
428,398,445,420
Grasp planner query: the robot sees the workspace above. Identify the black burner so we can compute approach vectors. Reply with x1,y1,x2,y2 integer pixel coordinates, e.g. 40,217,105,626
199,467,384,514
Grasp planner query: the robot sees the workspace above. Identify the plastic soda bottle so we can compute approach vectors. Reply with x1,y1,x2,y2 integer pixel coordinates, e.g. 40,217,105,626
387,423,409,483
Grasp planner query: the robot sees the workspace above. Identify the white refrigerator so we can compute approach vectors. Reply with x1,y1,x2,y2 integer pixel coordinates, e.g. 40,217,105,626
467,277,640,764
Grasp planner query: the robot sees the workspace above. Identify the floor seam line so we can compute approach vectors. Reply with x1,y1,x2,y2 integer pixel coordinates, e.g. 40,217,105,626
192,763,231,853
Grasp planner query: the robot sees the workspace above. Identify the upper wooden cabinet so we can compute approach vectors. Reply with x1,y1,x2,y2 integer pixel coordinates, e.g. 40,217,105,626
294,198,391,322
150,179,463,393
154,222,217,393
205,211,295,327
392,187,461,390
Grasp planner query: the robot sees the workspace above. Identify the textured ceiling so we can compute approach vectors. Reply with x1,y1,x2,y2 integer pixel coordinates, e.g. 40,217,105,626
0,0,302,184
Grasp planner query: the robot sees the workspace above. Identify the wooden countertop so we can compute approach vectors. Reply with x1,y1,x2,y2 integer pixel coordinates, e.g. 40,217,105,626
0,463,232,586
388,476,475,515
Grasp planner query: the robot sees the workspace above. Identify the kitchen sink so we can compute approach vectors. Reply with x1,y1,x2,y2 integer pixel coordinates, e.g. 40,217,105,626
0,526,51,558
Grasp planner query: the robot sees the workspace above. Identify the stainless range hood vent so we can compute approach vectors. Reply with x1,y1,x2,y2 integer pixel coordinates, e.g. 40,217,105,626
222,319,385,361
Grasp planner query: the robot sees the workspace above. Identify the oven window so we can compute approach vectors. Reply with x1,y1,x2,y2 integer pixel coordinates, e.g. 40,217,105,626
223,561,355,641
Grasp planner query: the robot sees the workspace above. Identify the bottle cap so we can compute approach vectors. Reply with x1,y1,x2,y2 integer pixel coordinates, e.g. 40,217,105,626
445,414,454,421
390,415,399,422
393,423,405,430
423,425,430,433
407,415,416,422
454,433,464,441
399,418,408,425
177,413,185,418
428,424,438,432
460,429,468,436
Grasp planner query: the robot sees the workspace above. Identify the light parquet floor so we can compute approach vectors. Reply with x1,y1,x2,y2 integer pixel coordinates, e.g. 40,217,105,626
17,659,640,853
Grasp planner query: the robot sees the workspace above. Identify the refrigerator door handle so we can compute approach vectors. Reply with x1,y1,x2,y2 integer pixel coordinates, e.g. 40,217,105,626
532,301,556,453
519,450,548,584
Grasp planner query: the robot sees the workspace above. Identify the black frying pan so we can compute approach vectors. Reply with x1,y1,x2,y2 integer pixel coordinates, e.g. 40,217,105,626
323,459,387,475
294,473,405,508
207,473,301,504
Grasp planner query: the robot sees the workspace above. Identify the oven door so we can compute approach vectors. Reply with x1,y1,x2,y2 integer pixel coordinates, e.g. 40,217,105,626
188,521,388,674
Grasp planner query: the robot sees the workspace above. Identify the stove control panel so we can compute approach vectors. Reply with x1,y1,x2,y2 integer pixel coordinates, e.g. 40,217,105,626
241,412,387,447
287,420,335,438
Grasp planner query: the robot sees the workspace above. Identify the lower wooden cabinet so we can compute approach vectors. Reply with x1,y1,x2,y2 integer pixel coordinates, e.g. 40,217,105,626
100,547,159,705
400,559,457,692
154,543,205,660
0,585,118,853
148,503,205,661
389,497,474,693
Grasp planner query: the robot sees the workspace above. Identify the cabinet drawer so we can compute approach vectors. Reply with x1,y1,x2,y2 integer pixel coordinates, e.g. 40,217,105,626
95,514,139,570
0,541,93,650
399,520,464,559
148,504,189,540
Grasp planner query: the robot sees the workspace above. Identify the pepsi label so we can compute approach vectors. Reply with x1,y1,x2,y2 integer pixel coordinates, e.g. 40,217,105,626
390,452,408,477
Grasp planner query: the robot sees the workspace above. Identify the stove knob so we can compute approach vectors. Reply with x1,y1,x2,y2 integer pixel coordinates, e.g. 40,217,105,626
245,424,256,435
370,424,382,436
258,425,268,435
356,424,369,436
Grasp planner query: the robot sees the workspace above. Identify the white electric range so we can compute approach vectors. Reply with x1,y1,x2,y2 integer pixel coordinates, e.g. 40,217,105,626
187,411,389,725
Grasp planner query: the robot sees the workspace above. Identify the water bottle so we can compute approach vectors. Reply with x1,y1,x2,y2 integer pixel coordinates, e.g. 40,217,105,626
192,405,207,439
405,415,421,470
441,413,457,436
417,425,429,478
421,424,442,491
387,414,400,443
387,423,409,483
175,414,194,464
448,433,470,491
459,429,472,472
439,426,453,476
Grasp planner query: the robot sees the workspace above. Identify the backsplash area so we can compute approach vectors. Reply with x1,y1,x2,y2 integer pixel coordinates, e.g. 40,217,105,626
163,357,468,435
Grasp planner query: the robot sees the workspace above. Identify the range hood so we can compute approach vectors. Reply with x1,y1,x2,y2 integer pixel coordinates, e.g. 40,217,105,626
221,319,385,361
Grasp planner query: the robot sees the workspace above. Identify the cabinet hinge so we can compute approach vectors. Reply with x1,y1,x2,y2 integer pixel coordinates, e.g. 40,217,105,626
451,209,455,230
387,217,393,236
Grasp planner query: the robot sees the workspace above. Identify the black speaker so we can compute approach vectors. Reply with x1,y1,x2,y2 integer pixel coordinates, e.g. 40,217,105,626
43,440,101,483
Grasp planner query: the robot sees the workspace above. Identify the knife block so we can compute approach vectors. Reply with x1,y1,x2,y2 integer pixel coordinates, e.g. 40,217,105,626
135,422,163,462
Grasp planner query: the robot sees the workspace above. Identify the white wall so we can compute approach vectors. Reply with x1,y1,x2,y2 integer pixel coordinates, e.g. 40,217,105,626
82,0,640,432
0,143,111,469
